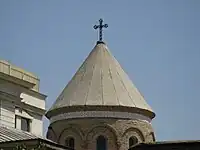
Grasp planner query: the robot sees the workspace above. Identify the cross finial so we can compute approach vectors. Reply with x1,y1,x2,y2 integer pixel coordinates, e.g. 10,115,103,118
93,18,108,42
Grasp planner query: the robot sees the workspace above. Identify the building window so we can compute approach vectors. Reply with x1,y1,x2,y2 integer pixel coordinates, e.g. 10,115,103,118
129,136,138,148
65,137,75,148
96,135,107,150
21,117,30,132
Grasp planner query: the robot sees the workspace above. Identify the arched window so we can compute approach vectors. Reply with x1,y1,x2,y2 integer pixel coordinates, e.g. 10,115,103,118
96,135,107,150
129,136,138,148
65,137,75,148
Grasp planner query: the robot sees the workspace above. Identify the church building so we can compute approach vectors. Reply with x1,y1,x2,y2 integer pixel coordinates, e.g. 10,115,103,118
45,19,156,149
46,36,155,150
0,19,199,150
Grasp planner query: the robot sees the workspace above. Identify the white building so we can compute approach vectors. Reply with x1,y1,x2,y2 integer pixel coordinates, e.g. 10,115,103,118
0,60,71,149
0,60,46,136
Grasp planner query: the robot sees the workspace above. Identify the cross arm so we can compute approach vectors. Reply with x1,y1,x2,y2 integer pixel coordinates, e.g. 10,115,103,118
103,24,108,28
93,25,100,29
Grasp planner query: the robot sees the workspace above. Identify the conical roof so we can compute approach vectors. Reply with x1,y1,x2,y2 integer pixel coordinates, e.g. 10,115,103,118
46,42,155,119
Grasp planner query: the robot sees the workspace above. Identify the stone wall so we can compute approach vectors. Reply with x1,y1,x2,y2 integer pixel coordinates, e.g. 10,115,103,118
47,118,155,150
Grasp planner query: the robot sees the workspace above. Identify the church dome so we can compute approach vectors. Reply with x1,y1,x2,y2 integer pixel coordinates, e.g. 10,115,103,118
46,41,155,121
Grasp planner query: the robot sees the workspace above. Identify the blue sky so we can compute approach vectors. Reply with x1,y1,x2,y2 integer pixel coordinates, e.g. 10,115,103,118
0,0,200,141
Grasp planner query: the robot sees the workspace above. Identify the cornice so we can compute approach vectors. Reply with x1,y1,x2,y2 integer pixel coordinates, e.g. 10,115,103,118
0,91,45,116
50,111,151,124
0,72,35,89
46,105,155,119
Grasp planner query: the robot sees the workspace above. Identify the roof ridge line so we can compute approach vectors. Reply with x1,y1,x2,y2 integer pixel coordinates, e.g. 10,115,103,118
113,58,137,107
100,46,104,105
104,47,121,106
84,46,99,105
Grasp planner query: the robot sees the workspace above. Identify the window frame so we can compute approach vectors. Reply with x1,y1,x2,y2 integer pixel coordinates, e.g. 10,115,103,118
14,115,17,128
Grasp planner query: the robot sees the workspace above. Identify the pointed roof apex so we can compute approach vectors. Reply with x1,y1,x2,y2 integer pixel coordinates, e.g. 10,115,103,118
96,40,106,45
46,43,155,119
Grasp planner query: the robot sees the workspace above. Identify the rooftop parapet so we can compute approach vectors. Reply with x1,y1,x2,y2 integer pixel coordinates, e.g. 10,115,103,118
0,60,40,92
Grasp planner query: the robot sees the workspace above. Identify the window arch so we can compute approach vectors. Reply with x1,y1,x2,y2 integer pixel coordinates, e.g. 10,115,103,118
65,137,75,148
129,136,138,148
96,135,107,150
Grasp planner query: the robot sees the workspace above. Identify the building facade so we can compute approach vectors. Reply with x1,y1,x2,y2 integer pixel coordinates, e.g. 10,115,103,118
0,60,71,150
0,60,46,136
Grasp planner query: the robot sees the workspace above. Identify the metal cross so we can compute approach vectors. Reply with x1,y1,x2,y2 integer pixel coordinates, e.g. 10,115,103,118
93,18,108,41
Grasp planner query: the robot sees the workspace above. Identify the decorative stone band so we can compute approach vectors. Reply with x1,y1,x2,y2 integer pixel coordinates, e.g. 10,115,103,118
50,111,151,124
